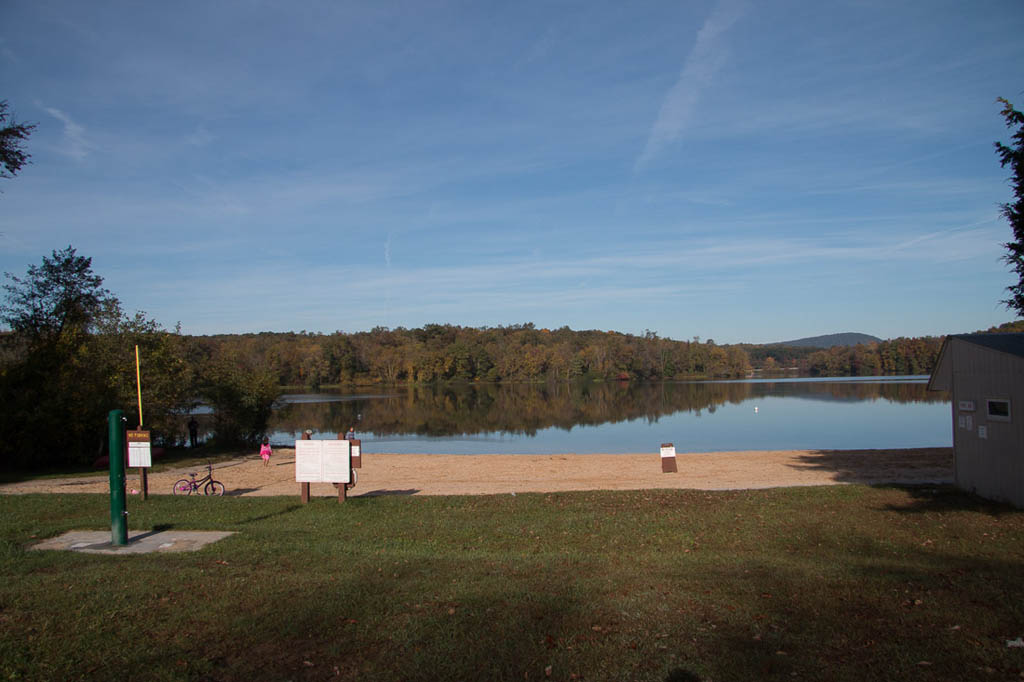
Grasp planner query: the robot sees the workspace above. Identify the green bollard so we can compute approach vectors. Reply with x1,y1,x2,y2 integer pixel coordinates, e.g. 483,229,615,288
108,409,128,546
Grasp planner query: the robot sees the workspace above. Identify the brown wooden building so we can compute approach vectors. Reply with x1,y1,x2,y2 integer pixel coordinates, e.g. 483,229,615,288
928,333,1024,507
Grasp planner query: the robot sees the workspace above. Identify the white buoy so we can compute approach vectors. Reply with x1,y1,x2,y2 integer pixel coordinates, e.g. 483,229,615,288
754,406,759,413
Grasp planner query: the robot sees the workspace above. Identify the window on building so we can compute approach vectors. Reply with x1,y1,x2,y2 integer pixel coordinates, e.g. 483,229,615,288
987,399,1011,423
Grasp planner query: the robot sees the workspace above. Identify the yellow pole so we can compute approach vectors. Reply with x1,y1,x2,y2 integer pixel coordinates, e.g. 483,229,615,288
134,345,149,500
135,344,143,428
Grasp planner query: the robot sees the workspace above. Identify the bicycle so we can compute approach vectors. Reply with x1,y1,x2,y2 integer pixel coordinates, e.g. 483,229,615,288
172,462,225,496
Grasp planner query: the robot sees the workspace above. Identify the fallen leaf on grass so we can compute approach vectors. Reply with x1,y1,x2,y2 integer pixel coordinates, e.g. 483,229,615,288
545,665,552,677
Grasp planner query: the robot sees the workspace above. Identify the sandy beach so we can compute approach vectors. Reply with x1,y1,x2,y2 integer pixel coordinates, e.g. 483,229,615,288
0,447,954,498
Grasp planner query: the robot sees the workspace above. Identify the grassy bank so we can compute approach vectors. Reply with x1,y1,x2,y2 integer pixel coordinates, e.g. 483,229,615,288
2,486,1022,681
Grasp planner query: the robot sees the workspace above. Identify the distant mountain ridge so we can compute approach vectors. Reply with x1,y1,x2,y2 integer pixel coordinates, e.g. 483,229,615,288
771,332,882,349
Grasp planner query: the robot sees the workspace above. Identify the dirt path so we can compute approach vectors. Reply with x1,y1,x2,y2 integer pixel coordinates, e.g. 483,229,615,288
0,448,954,498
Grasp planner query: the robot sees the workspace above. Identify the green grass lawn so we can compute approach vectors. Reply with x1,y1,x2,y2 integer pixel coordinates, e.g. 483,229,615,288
1,485,1022,681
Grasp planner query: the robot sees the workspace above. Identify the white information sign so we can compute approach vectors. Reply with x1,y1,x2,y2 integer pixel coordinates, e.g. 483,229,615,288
295,439,351,483
660,444,676,459
128,441,152,467
295,439,322,482
126,430,152,467
322,440,351,482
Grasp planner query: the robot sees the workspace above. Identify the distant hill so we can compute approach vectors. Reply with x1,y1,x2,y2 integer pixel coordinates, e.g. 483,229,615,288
771,332,882,349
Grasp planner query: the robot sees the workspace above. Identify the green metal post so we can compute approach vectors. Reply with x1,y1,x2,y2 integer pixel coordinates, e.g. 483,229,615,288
108,410,128,546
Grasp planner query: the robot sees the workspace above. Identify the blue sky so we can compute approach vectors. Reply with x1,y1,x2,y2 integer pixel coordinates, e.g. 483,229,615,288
1,0,1022,343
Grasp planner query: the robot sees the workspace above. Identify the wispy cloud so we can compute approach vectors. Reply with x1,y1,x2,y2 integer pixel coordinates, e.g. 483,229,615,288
184,124,215,147
635,0,746,170
0,38,18,64
42,106,94,160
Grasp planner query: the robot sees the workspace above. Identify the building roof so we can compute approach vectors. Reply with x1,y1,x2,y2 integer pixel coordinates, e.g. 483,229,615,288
927,333,1024,391
949,333,1024,359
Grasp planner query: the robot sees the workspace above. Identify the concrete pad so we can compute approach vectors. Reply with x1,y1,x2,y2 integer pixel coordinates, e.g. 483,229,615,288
29,529,235,555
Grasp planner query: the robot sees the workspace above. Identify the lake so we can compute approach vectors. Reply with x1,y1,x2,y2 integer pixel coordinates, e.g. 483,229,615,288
265,377,951,454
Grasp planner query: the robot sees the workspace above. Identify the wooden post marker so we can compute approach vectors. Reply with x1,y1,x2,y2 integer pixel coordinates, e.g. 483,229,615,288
300,431,312,503
660,443,677,473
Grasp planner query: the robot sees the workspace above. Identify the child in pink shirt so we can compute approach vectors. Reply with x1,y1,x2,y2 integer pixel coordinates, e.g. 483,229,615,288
260,438,272,467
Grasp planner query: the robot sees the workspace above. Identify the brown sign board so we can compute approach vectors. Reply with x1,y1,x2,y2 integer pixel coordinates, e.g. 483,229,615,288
350,439,361,468
660,442,677,473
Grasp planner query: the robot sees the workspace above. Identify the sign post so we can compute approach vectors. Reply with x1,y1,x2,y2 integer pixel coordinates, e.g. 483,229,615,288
299,431,312,503
346,437,362,469
660,443,677,473
133,345,149,499
127,430,152,499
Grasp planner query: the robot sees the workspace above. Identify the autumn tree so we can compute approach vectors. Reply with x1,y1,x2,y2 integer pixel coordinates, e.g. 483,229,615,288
995,97,1024,316
0,100,36,182
0,247,195,467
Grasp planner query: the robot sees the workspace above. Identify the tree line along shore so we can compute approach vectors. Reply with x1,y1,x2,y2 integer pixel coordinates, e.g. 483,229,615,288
2,247,1021,470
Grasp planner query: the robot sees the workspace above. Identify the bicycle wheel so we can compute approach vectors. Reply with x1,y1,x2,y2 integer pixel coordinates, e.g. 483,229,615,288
204,480,225,496
172,479,193,495
346,468,358,490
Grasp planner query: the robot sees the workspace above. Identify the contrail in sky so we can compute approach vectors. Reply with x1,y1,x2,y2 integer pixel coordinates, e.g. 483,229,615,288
635,0,746,171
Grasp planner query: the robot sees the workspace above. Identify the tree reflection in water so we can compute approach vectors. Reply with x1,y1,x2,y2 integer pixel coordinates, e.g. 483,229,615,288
269,379,948,445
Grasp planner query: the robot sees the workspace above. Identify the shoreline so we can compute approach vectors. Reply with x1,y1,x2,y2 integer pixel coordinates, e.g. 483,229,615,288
0,447,954,498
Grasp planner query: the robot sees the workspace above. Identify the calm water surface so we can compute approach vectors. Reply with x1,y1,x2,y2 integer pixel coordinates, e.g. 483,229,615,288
265,377,951,454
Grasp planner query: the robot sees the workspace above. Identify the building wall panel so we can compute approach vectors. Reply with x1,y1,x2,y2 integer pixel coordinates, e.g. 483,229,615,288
949,340,1024,507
